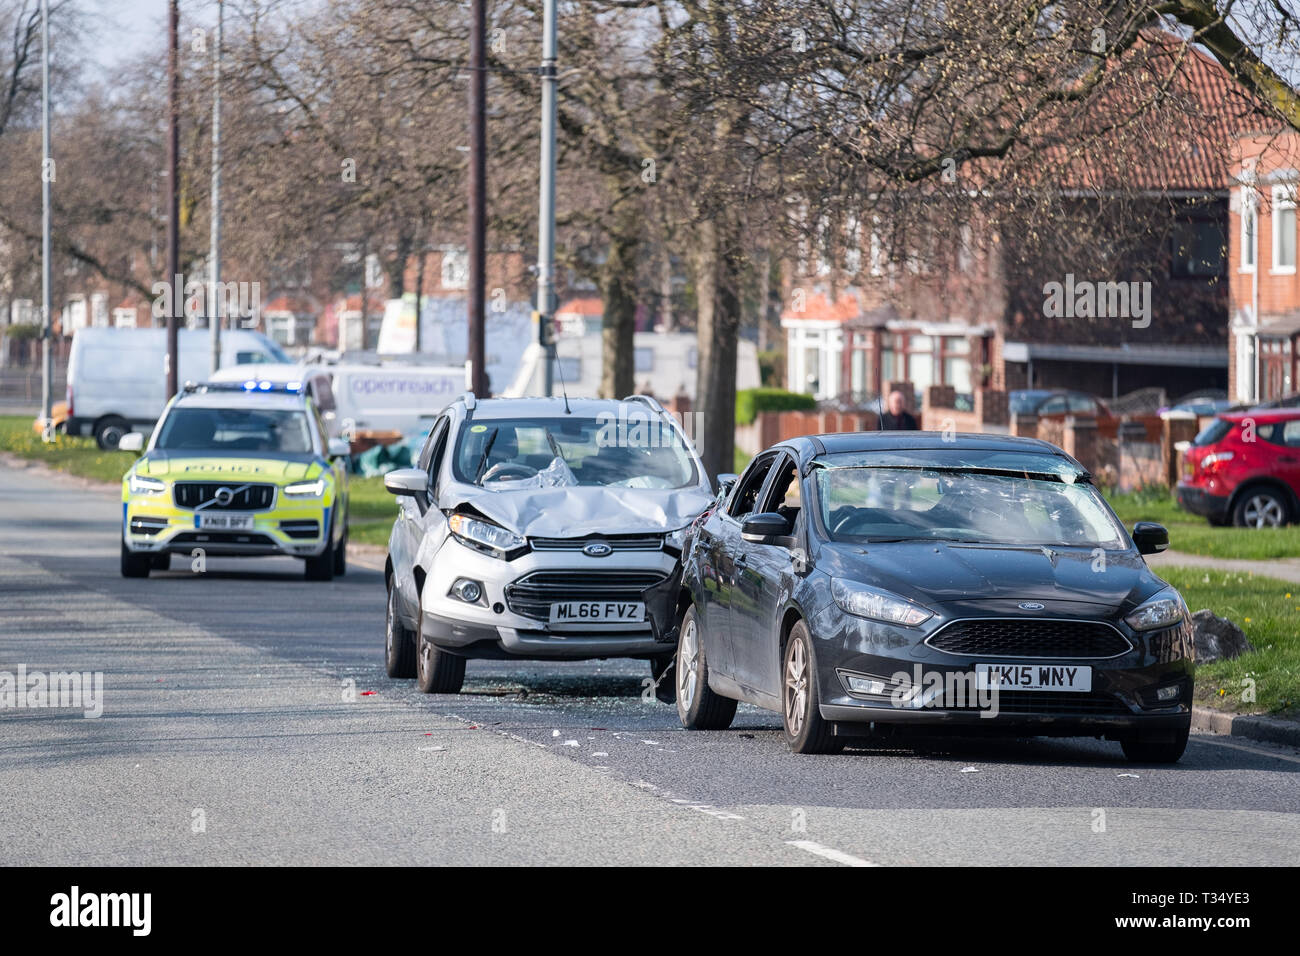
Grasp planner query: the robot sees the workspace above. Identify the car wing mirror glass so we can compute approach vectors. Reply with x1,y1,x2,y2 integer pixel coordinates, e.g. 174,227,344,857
327,438,351,458
1132,521,1169,555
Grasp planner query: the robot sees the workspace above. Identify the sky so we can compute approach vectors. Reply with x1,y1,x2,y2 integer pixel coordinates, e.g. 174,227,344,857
87,0,222,75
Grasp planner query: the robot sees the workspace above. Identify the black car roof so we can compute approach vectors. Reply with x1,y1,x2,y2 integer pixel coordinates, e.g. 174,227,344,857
774,431,1078,466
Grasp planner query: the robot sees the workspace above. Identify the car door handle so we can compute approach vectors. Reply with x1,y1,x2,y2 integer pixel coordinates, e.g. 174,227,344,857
735,553,747,565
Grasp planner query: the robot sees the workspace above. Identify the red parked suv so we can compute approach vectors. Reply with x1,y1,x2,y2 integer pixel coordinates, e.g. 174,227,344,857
1176,411,1300,527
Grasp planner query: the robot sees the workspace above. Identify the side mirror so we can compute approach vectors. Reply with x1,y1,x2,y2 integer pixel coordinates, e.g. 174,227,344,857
716,472,739,497
384,467,429,498
741,511,793,545
327,437,352,458
1132,522,1169,555
117,432,144,453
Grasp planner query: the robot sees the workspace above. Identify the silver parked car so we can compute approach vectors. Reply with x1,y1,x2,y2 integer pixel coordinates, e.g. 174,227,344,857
382,393,714,695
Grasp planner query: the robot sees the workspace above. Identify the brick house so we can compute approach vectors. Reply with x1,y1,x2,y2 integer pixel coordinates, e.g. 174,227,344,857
782,34,1260,408
1228,130,1300,401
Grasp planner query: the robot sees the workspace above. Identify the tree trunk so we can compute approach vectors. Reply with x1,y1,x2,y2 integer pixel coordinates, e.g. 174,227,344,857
694,216,741,482
600,201,638,399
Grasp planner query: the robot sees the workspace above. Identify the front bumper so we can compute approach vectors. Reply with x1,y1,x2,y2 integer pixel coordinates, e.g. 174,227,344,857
1175,482,1230,521
419,536,676,660
122,498,332,558
808,602,1195,737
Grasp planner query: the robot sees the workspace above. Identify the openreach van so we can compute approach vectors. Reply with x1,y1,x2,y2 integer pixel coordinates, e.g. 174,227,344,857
65,328,288,448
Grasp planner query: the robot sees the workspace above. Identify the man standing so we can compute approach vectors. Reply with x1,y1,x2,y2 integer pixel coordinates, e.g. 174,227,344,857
879,390,919,430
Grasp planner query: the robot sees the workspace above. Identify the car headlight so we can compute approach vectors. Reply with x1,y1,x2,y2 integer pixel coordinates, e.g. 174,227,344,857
664,524,692,553
831,578,932,627
127,473,166,495
449,513,525,557
283,478,327,498
1125,587,1188,631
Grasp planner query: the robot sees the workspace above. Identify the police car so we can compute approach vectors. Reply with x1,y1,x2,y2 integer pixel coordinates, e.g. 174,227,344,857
118,380,351,580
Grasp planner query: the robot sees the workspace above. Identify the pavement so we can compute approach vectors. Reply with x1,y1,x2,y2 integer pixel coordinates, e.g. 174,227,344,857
1147,548,1300,585
2,459,1300,865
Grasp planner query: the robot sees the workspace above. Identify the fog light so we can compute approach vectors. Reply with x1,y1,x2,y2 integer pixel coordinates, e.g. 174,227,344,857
451,578,484,604
846,675,886,695
1156,684,1181,702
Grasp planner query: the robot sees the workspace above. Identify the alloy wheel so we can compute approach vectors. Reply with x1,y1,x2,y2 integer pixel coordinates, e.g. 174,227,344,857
785,638,808,736
678,617,700,711
1243,494,1285,528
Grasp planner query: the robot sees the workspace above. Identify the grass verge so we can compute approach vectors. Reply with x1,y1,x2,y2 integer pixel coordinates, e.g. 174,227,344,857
1107,486,1300,560
1158,566,1299,717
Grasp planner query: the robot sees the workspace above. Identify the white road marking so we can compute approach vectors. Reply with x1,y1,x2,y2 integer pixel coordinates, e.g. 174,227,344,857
786,839,879,867
1194,734,1300,765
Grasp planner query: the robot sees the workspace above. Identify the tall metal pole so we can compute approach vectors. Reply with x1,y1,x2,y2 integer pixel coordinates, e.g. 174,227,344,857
536,0,557,397
467,0,487,397
165,0,180,399
209,0,223,375
39,0,52,436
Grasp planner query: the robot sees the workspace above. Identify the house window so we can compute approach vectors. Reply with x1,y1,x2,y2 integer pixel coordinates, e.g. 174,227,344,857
1241,192,1257,272
113,308,137,328
1272,184,1297,273
1171,219,1225,277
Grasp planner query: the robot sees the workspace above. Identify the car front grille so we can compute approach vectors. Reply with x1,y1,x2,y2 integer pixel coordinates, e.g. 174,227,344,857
529,534,663,552
965,691,1133,716
174,482,276,511
505,570,667,621
926,618,1132,659
170,531,277,547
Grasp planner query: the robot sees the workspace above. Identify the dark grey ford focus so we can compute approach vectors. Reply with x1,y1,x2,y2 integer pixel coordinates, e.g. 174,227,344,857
655,433,1194,762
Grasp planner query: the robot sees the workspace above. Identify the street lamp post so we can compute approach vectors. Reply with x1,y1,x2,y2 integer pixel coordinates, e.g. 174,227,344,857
536,0,557,397
209,0,223,375
165,0,180,399
39,0,52,439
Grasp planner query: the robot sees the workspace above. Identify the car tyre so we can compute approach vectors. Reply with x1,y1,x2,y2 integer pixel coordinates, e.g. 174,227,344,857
1232,487,1290,528
120,539,151,578
385,582,417,679
304,515,336,581
415,610,466,694
675,606,737,730
782,621,842,755
150,552,171,571
1120,719,1190,764
332,521,348,576
95,416,130,450
649,653,676,704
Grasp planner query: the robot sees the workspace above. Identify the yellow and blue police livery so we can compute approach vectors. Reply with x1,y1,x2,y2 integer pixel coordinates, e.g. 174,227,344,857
119,380,351,580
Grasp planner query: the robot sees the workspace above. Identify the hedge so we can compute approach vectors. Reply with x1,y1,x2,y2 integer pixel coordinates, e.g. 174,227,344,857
735,387,816,425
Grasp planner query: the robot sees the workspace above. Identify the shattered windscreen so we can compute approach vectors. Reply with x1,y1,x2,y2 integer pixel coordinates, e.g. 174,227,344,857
814,466,1126,548
451,416,699,490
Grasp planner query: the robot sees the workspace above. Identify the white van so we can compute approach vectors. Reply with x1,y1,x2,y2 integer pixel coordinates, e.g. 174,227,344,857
329,362,466,440
66,328,288,447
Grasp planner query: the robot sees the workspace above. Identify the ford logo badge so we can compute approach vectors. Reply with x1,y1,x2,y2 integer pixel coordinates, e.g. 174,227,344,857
583,541,613,558
1018,601,1045,611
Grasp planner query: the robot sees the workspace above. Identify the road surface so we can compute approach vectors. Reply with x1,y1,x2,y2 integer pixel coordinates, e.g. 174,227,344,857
2,460,1298,865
